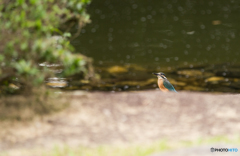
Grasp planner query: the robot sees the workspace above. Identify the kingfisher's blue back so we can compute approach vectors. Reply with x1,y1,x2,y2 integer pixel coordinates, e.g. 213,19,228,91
163,80,177,92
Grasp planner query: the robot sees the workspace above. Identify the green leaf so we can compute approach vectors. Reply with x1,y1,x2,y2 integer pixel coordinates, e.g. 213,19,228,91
76,3,82,10
20,42,28,51
63,32,71,38
0,55,4,62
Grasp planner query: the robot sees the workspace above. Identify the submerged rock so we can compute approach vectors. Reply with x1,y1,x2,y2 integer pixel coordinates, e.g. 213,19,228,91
205,77,225,83
177,70,214,77
107,66,128,73
46,77,68,88
169,80,186,86
46,82,68,88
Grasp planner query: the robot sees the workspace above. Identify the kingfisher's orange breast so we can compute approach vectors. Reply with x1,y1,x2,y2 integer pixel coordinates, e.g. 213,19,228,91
158,79,169,92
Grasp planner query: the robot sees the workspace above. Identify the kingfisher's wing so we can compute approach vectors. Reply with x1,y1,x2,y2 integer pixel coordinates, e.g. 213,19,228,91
163,80,177,92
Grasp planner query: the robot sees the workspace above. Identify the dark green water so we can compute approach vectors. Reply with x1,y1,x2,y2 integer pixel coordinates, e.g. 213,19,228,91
67,0,240,92
72,0,240,68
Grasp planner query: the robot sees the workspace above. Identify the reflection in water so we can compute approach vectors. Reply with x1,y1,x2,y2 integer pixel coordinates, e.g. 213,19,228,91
68,0,240,92
46,77,68,88
44,63,240,93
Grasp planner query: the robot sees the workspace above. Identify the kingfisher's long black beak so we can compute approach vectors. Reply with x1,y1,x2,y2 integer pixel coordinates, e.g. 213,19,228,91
153,73,159,76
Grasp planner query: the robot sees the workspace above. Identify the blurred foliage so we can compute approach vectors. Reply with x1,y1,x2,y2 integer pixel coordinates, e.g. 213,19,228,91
0,0,93,95
0,87,69,120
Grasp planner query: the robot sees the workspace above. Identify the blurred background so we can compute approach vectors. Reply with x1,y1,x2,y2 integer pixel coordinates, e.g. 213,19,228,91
74,0,239,67
65,0,240,93
1,1,240,156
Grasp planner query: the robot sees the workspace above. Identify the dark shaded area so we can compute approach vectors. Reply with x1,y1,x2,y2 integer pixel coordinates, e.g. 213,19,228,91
72,0,240,68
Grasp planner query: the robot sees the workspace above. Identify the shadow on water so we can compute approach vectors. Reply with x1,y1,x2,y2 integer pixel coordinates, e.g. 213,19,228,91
49,0,240,93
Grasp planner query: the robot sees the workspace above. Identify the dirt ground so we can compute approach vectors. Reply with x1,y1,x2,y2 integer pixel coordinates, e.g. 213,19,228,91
1,90,240,154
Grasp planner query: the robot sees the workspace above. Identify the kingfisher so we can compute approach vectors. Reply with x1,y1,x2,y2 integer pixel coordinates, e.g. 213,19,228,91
153,72,177,92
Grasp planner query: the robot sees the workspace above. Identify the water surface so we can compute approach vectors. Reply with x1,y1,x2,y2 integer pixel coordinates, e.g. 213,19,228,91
68,0,240,92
